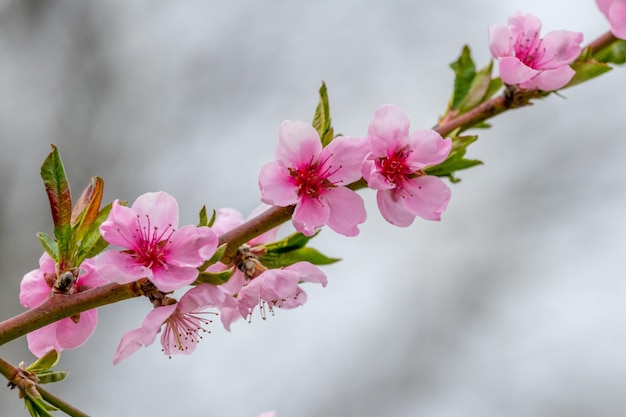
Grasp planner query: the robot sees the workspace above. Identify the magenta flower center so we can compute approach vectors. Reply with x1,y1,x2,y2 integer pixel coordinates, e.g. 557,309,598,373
289,155,340,200
514,31,545,68
378,147,414,188
124,215,175,269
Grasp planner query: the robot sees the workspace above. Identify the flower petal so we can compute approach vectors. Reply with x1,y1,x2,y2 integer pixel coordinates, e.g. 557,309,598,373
368,104,411,156
275,120,323,167
325,187,366,237
167,225,217,267
99,200,142,248
55,310,98,350
376,189,416,227
93,250,149,284
292,196,329,236
323,136,369,184
258,160,299,207
536,30,583,69
521,66,575,91
178,284,226,312
361,156,394,190
488,24,514,57
498,56,539,85
286,262,328,287
407,129,452,169
27,325,62,358
402,176,452,221
112,328,145,365
150,264,201,292
131,191,180,230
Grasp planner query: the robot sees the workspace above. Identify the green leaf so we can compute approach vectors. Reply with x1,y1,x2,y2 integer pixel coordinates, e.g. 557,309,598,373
36,370,68,385
457,60,494,113
262,231,318,253
261,247,340,269
426,135,483,182
312,81,335,147
198,206,209,227
74,202,114,264
40,145,72,267
24,397,57,417
196,267,235,285
198,243,228,272
27,350,60,374
36,232,59,262
565,60,612,89
71,177,104,243
449,45,476,110
594,39,626,65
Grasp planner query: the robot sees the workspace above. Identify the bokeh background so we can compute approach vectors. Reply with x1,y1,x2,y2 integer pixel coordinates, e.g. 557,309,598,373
1,1,626,416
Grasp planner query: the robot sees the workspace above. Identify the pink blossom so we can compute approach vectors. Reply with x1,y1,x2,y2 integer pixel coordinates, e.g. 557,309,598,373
19,253,109,357
113,284,232,364
361,104,452,227
97,191,218,293
236,262,327,320
258,120,368,237
597,0,626,39
489,12,583,90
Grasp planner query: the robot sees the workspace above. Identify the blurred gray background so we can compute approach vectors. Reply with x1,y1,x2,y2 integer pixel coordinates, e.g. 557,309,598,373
1,1,625,416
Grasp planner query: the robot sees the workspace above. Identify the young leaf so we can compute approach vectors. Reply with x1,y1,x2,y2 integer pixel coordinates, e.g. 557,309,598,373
196,267,235,285
458,61,495,113
565,60,612,89
260,247,340,269
594,39,626,65
262,231,319,253
71,177,104,243
449,45,476,110
40,145,72,266
26,350,60,374
198,205,209,227
198,243,228,272
312,82,335,147
36,371,69,385
36,232,59,262
426,135,483,182
74,202,114,264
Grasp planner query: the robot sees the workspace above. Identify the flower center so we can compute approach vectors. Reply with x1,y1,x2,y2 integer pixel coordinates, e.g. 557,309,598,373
378,147,414,188
161,308,216,357
514,31,545,68
289,154,341,201
124,214,175,269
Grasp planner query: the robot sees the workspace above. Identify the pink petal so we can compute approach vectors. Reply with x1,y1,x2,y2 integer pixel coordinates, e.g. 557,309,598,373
368,104,411,156
27,325,62,357
99,200,142,248
521,66,575,91
112,328,145,365
141,304,177,345
323,136,369,184
219,305,242,331
597,0,613,14
498,56,539,85
77,257,110,288
508,12,542,39
488,24,514,57
286,262,328,287
150,264,201,293
178,284,225,312
608,0,626,39
55,309,98,349
275,120,323,167
166,225,217,266
292,196,330,236
258,161,299,207
361,156,395,190
211,208,245,235
325,187,366,237
407,129,452,169
403,176,452,221
376,189,416,227
131,191,180,230
20,268,52,308
536,30,583,69
93,250,149,284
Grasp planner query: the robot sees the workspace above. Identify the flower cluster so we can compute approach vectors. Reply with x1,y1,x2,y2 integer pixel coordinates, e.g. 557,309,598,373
259,105,453,230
